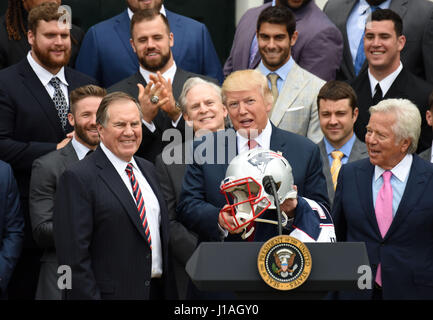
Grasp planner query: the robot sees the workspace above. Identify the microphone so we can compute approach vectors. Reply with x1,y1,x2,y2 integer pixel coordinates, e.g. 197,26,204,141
262,175,283,236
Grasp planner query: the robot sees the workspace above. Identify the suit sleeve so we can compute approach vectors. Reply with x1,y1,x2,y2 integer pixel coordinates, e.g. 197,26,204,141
297,26,343,81
177,163,222,242
306,90,324,144
53,169,100,300
0,164,24,295
155,156,198,265
0,85,57,171
75,27,102,85
423,8,433,84
199,24,223,84
331,164,347,242
29,158,56,248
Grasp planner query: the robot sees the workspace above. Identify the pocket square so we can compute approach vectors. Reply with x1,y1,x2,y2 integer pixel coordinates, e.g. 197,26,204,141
285,106,305,112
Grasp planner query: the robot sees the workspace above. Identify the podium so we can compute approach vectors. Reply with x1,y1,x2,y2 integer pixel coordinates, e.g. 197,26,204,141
186,242,369,299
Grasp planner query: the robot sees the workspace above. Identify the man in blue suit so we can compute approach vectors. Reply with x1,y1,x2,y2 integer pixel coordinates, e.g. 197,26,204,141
0,160,24,299
332,98,433,300
75,0,223,87
177,69,331,244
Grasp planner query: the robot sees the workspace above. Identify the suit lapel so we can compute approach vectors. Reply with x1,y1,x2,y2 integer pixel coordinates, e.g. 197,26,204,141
172,68,190,99
389,0,408,20
113,10,138,68
18,60,65,139
348,137,368,162
59,141,79,167
95,148,150,245
270,63,308,127
340,0,358,78
385,156,430,240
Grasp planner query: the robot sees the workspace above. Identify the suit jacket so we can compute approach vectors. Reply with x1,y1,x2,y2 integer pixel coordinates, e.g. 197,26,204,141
324,0,433,84
0,58,96,248
223,1,343,81
29,141,79,300
108,68,213,163
332,155,433,299
318,137,368,208
267,62,325,144
350,67,433,153
177,125,329,243
75,9,223,88
0,160,24,298
419,147,432,162
53,147,174,300
155,143,198,300
0,14,84,70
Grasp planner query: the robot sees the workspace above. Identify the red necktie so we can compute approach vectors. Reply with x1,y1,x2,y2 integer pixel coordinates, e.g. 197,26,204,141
125,163,152,249
246,139,258,241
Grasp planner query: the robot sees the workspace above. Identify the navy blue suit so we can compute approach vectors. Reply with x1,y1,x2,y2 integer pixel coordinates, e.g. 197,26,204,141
332,155,433,299
0,160,24,298
75,9,223,87
177,125,329,243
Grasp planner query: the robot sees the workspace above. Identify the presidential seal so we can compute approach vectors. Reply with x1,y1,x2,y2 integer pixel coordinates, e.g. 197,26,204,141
257,235,312,290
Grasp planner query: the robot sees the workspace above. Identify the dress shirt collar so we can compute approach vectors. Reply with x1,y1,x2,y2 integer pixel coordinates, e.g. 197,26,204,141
71,137,93,160
374,153,413,183
100,142,139,176
368,62,402,97
431,141,433,163
139,61,177,85
128,5,166,20
27,51,68,87
357,0,391,15
324,133,356,158
258,56,294,83
237,119,272,153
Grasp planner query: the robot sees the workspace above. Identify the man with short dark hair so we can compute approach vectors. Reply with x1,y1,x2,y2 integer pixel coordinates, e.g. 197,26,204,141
419,91,433,162
317,80,368,206
29,85,105,300
0,2,96,299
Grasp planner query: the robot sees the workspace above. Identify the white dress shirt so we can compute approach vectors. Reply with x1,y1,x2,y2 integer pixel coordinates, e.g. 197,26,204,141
100,142,163,278
368,62,403,98
237,120,272,154
71,137,92,160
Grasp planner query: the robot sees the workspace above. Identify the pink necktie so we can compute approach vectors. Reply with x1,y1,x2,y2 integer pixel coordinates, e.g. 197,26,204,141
374,170,393,286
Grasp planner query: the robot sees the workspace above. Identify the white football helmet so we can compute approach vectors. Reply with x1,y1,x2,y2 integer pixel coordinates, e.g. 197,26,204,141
220,148,297,239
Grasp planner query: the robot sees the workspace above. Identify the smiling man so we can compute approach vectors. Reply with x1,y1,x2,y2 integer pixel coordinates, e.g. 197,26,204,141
332,98,433,300
316,81,368,206
350,9,433,153
53,91,175,300
29,84,105,300
0,2,96,299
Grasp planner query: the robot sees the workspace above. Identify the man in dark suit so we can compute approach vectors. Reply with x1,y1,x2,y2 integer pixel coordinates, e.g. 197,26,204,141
54,91,174,300
0,2,96,299
29,85,105,300
177,69,333,244
324,0,433,84
349,9,433,153
0,160,24,300
109,9,215,163
155,77,227,299
0,0,84,69
317,80,368,206
419,91,433,162
224,0,343,81
332,98,433,299
75,0,222,87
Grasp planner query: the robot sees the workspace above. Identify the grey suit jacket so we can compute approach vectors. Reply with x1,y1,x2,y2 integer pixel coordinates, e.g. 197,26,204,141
29,141,79,300
318,137,368,208
324,0,433,84
266,62,325,143
419,147,432,162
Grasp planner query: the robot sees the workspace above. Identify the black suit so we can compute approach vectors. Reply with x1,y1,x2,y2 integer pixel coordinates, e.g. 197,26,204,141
0,57,96,299
108,68,215,163
0,15,84,70
351,67,433,153
53,147,175,300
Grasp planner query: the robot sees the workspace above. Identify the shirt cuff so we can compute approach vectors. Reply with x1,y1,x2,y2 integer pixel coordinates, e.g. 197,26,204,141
142,119,156,133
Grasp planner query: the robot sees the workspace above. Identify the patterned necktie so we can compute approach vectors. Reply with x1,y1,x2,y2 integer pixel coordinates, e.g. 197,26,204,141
246,139,258,241
354,6,379,75
330,151,344,190
267,73,279,113
372,83,383,105
49,77,69,132
125,163,152,249
374,170,393,286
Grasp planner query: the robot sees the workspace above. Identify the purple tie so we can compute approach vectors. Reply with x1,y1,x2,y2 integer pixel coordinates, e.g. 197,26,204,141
374,170,393,286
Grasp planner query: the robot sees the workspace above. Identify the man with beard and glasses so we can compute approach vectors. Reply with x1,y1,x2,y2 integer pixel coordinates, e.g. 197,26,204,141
0,2,96,299
324,0,433,84
224,0,343,81
75,0,222,88
109,9,217,163
29,85,105,300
